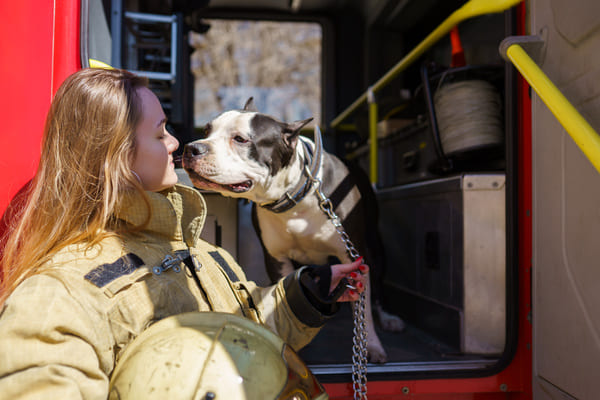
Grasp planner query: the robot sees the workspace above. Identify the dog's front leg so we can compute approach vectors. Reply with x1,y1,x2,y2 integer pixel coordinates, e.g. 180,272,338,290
362,278,389,363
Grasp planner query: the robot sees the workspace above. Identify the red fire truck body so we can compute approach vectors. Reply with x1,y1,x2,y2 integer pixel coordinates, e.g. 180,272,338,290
2,1,599,399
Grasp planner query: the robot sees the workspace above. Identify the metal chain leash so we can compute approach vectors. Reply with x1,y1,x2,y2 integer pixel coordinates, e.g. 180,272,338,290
308,171,368,400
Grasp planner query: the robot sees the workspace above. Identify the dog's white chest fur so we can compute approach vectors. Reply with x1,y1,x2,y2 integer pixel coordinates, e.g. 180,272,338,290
256,195,350,265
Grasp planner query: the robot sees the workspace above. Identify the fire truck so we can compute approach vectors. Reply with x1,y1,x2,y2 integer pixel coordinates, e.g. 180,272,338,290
1,0,599,398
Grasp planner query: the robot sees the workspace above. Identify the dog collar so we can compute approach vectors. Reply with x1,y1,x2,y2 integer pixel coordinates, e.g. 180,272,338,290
259,126,324,213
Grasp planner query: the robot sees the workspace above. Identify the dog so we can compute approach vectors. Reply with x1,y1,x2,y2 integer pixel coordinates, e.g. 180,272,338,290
182,98,404,363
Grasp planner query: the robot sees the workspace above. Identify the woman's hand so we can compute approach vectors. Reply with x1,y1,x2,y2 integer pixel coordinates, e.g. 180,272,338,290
330,257,369,302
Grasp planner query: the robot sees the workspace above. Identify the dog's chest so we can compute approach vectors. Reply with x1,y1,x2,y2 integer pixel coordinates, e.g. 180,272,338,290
257,199,349,264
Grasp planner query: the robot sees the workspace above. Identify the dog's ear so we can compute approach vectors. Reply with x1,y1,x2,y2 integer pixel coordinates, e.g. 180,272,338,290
287,117,313,133
243,97,258,112
282,117,313,148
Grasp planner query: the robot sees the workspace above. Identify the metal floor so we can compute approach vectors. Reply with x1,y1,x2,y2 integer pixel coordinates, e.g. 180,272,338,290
298,303,460,365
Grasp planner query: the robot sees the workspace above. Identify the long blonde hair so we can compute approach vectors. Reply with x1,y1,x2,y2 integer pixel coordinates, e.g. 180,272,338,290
0,68,150,305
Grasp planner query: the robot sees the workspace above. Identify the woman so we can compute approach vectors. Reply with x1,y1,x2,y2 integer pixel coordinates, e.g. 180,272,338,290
0,68,367,398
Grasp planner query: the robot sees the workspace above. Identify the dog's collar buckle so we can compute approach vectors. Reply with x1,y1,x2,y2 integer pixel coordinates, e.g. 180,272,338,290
284,191,298,206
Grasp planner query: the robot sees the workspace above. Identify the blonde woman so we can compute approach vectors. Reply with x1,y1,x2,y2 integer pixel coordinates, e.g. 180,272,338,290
0,68,367,398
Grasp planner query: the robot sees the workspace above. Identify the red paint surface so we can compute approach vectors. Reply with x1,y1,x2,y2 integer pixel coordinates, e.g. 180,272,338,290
0,1,535,396
0,0,80,228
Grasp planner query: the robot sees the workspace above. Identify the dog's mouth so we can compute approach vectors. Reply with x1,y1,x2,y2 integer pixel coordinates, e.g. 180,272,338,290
185,169,253,193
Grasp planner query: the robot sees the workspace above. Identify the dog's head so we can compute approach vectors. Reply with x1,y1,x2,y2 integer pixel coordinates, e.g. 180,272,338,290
182,98,313,202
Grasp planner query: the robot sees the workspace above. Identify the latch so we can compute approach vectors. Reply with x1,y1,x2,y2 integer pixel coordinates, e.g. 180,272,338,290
153,250,194,275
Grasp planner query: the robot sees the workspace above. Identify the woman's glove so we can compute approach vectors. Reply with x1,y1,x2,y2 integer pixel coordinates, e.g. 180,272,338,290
299,257,368,313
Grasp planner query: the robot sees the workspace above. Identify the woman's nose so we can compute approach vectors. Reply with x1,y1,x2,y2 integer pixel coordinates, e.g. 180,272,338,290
168,132,179,152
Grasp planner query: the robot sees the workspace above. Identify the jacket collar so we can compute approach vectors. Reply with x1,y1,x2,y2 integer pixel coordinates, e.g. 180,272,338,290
115,184,207,247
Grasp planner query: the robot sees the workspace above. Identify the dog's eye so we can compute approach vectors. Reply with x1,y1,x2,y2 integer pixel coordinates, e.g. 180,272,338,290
233,135,249,144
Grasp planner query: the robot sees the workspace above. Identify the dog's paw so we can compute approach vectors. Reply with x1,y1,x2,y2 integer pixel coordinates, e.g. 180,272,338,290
367,344,388,364
376,306,406,333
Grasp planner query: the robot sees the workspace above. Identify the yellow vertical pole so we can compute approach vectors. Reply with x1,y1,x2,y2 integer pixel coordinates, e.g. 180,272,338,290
368,88,379,184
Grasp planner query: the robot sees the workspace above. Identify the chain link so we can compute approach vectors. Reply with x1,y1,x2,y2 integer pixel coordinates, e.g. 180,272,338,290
311,174,368,400
352,292,368,400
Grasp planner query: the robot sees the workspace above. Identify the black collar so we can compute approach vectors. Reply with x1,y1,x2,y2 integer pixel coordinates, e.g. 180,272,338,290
260,127,324,213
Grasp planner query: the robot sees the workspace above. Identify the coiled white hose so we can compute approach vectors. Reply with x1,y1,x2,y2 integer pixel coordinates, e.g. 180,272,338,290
434,79,503,155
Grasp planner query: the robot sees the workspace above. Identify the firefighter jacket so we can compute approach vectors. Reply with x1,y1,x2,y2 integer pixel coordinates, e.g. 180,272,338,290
0,184,334,399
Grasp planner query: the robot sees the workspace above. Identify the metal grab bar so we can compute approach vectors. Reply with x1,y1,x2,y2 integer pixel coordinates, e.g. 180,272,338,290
329,0,523,183
501,38,600,174
329,0,522,129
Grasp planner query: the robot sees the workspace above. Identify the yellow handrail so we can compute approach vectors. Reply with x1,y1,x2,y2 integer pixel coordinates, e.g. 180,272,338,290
89,59,114,69
330,0,523,129
505,44,600,173
368,94,379,183
329,0,523,183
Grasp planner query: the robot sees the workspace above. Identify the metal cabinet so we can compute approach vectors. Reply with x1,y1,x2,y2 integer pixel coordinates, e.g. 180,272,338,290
378,174,506,354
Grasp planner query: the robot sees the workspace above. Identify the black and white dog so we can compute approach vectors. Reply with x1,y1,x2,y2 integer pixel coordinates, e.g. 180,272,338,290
182,98,404,363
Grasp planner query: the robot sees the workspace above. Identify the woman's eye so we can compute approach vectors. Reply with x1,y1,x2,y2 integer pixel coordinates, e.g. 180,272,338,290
233,135,248,144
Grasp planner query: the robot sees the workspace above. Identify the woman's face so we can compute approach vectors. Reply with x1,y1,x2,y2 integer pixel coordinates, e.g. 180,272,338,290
131,87,180,192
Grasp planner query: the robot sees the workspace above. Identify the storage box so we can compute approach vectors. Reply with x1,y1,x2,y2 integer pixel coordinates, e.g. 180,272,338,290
377,174,506,354
356,120,441,187
377,118,416,138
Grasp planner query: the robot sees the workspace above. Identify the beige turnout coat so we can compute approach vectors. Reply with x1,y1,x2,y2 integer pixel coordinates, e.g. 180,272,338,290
0,184,328,399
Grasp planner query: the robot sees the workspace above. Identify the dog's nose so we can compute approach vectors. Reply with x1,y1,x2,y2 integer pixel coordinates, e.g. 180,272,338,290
184,142,209,158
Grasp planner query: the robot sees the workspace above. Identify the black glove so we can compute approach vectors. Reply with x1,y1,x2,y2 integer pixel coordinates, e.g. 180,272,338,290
299,264,349,313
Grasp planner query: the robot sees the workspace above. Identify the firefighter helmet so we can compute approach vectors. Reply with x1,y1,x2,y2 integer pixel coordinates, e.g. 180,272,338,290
108,312,328,400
